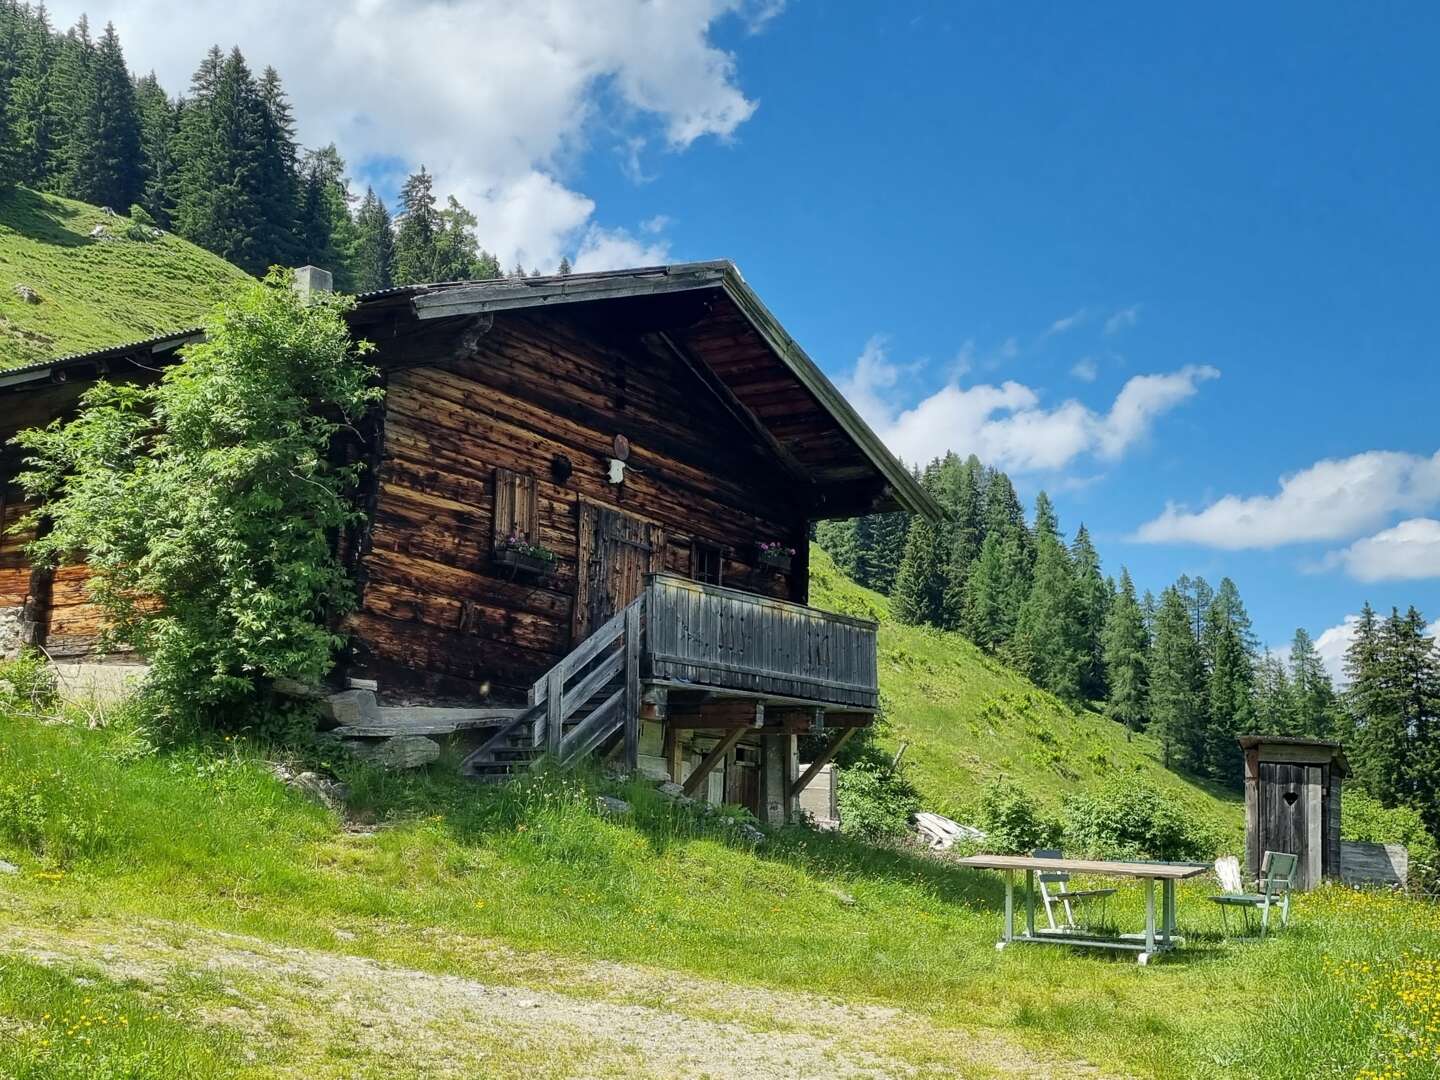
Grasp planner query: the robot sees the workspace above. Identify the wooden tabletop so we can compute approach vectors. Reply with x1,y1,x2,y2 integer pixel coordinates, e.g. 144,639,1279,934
953,854,1211,880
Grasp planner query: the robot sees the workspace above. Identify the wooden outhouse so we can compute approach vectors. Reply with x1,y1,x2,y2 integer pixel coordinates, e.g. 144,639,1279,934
0,261,940,823
1237,735,1350,890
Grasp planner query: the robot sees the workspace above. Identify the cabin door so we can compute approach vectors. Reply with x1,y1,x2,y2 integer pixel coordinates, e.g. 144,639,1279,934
573,502,665,642
1258,761,1311,886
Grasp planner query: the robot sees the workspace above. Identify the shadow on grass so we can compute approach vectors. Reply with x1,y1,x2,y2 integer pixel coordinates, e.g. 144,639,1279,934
0,186,93,248
334,744,1012,913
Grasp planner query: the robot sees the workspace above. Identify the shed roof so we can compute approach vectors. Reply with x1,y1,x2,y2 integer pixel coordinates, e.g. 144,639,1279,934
1237,734,1351,776
0,261,938,520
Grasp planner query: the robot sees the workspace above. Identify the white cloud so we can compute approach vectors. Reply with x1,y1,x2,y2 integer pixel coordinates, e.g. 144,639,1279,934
640,214,673,234
1045,309,1088,337
1135,450,1440,550
571,224,670,273
1070,357,1098,382
1312,616,1358,684
840,337,1217,472
1321,518,1440,582
1105,304,1141,335
50,0,773,271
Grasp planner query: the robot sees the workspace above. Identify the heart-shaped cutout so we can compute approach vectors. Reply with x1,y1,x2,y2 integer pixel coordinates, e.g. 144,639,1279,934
1283,792,1298,806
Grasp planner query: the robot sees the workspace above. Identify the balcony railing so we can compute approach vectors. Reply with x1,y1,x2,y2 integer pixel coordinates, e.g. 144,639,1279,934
642,573,878,710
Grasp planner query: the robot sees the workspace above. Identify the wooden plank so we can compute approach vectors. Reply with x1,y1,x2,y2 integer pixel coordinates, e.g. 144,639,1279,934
624,599,642,769
681,724,748,797
953,855,1211,880
790,727,856,799
545,668,564,754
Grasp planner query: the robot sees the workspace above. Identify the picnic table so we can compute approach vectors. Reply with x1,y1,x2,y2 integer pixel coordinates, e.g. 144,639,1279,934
953,854,1210,965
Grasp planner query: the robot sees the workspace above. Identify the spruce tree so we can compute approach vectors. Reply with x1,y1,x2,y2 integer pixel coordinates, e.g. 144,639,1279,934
297,144,357,289
9,3,58,188
393,166,440,284
1149,586,1206,769
1102,568,1149,730
351,186,395,292
1287,628,1336,738
1253,651,1293,734
50,15,95,199
1203,591,1255,781
1070,524,1109,700
0,3,17,188
891,515,945,626
134,73,177,226
940,454,986,629
557,255,572,276
434,194,482,280
865,511,910,594
962,530,1028,650
1015,529,1085,702
815,518,861,580
253,65,300,270
59,21,142,208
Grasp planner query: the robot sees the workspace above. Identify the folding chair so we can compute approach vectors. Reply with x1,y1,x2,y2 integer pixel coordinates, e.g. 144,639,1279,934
1208,851,1297,938
1033,848,1116,932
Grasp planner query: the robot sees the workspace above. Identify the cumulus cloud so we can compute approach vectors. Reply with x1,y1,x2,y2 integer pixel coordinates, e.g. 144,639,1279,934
1298,613,1440,685
1320,518,1440,582
839,338,1217,472
49,0,773,270
1105,304,1141,335
1135,450,1440,550
571,223,670,273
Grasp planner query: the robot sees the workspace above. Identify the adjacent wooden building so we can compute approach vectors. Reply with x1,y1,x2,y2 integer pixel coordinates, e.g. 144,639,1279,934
1238,734,1350,891
0,262,938,822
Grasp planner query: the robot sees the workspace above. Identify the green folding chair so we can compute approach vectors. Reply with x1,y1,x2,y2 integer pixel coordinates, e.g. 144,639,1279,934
1033,848,1116,932
1209,851,1297,938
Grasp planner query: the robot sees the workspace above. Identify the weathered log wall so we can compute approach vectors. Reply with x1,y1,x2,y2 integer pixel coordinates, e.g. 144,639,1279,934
348,310,812,704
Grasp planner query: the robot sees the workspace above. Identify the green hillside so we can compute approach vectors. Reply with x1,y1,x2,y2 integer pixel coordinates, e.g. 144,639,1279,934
0,187,250,369
808,545,1242,835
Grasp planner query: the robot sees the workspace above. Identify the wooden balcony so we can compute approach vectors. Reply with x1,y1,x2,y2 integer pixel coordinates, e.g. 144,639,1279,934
642,573,878,710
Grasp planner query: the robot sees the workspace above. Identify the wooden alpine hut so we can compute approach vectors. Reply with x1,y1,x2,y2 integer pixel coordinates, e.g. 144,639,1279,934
0,261,940,823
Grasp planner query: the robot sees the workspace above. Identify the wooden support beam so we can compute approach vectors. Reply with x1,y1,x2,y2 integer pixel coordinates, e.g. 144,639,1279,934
667,698,766,729
768,707,824,733
816,711,874,730
790,727,857,799
623,601,642,770
664,721,682,784
682,724,748,798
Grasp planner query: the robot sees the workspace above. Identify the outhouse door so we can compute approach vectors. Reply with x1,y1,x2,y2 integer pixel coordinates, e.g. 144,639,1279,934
573,502,665,643
1257,761,1314,888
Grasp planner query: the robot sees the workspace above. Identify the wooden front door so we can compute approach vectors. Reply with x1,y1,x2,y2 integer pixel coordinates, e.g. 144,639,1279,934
573,502,665,642
1258,761,1311,886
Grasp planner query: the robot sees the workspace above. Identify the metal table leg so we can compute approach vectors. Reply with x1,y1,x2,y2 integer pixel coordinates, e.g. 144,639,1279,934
1025,869,1036,938
999,869,1014,949
1139,878,1156,965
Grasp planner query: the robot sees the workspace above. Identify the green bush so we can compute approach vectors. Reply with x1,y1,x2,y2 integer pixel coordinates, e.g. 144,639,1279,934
1343,787,1439,890
977,777,1060,854
0,650,57,717
835,759,921,842
1062,774,1222,862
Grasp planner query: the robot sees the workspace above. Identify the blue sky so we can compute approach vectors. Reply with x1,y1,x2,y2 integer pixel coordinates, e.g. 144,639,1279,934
69,0,1440,673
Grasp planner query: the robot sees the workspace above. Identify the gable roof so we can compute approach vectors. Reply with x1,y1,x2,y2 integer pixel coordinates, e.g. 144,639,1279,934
0,261,939,519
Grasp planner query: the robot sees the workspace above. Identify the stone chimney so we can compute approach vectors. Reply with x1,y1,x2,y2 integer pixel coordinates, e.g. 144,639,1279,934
292,265,334,302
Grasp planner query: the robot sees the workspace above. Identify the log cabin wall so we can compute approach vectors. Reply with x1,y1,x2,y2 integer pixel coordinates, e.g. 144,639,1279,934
347,308,813,705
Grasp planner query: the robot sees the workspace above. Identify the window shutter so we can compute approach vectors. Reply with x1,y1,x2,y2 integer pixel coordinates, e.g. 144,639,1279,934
493,468,538,546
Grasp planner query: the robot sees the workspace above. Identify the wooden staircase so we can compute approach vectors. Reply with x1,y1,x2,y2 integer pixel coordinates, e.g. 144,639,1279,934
460,595,643,782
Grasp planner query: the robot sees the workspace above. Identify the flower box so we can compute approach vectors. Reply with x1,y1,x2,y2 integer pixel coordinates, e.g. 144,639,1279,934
494,546,554,576
756,544,795,572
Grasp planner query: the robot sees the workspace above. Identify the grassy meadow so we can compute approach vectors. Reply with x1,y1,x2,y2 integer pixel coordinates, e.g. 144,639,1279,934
0,186,250,369
0,708,1436,1079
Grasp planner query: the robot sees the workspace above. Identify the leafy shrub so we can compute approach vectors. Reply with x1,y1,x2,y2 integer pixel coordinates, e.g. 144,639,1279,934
977,777,1059,853
836,760,921,842
0,650,57,717
1063,775,1222,862
14,271,380,736
1343,787,1439,890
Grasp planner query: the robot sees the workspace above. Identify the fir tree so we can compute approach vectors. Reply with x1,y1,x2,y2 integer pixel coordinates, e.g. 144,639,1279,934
0,3,17,188
434,194,482,281
1203,590,1255,780
6,2,59,188
1102,568,1149,730
297,144,357,289
1150,586,1206,769
963,530,1028,650
133,73,177,226
815,518,861,581
351,186,395,292
940,454,985,629
891,515,945,626
1253,651,1293,734
252,65,300,270
1070,523,1109,700
60,21,142,208
393,166,440,285
1287,627,1335,739
1015,529,1085,702
557,255,572,276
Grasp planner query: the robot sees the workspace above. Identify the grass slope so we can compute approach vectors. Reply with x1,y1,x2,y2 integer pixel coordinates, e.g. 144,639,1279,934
1,712,1437,1079
0,186,250,369
808,545,1242,836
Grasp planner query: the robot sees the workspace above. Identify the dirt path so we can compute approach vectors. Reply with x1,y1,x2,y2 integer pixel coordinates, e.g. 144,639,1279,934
0,914,1119,1079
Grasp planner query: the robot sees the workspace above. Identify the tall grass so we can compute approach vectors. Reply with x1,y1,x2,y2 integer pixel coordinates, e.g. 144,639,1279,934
0,711,1436,1078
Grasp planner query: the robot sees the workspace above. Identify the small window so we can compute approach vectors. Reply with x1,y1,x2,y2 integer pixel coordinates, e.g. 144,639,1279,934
493,468,538,548
692,540,723,586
